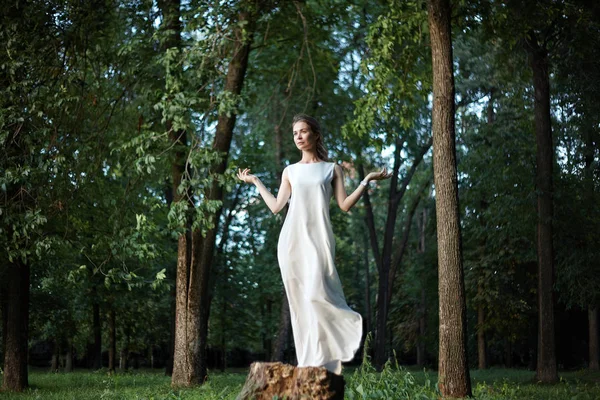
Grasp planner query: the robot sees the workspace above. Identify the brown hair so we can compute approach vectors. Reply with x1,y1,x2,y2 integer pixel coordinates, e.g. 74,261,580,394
292,114,328,161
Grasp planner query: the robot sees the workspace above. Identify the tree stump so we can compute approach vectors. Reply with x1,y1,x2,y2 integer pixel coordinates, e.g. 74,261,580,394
237,362,345,400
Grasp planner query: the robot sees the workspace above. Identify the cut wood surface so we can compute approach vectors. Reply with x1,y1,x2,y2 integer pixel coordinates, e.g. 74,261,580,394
237,362,345,400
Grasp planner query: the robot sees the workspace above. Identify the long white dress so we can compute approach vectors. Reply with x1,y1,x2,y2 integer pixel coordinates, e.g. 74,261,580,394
277,161,363,373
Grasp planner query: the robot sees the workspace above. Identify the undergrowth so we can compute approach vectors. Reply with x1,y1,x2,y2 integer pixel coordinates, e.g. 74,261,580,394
1,345,600,400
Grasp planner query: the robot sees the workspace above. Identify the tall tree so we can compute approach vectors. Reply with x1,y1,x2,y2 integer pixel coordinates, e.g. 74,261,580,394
170,1,259,386
156,0,192,383
1,0,48,390
524,31,558,383
344,0,432,368
427,0,471,396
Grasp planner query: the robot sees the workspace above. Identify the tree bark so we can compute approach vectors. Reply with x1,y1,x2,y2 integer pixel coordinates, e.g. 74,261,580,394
221,291,227,372
428,0,472,396
92,300,102,369
1,278,6,362
108,309,116,373
525,33,558,384
238,362,345,400
1,261,30,392
164,180,177,377
477,284,487,369
590,307,599,370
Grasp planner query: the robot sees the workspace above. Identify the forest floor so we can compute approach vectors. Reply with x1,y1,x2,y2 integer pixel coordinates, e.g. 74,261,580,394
1,366,599,399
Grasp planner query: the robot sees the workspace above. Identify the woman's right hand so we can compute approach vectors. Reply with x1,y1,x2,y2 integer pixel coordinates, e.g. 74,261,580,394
237,168,257,184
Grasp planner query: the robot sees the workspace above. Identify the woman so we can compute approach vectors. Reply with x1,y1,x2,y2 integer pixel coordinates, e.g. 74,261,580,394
237,114,391,374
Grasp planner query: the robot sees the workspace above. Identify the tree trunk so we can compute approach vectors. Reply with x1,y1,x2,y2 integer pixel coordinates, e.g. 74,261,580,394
358,165,382,272
119,338,129,371
92,300,102,370
108,309,116,373
238,362,345,400
164,181,177,377
428,0,472,396
363,231,372,339
158,0,200,386
51,339,59,372
1,278,6,362
388,179,430,306
221,292,227,372
373,141,402,369
477,284,487,369
371,139,431,369
357,164,380,364
149,345,154,369
2,261,30,392
590,307,599,370
171,6,257,386
525,34,558,384
65,339,73,373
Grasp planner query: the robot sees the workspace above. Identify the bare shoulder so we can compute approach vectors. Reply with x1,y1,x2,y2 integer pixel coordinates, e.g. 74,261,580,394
333,163,344,176
282,165,291,180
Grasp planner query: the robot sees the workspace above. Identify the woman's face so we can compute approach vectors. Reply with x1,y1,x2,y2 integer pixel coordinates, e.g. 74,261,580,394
293,121,316,151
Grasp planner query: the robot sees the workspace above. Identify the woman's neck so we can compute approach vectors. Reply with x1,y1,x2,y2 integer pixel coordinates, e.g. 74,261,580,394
300,151,321,164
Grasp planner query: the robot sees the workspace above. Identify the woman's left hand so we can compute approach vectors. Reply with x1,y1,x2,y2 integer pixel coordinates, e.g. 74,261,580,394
366,167,392,182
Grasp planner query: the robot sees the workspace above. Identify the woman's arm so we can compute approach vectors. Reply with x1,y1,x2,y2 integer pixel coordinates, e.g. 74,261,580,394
333,164,391,212
238,167,291,214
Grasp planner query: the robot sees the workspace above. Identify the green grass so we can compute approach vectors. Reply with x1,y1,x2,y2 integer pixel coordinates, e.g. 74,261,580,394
0,368,246,400
1,365,599,399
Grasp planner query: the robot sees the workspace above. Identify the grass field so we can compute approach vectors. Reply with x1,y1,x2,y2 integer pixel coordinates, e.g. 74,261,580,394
1,365,599,399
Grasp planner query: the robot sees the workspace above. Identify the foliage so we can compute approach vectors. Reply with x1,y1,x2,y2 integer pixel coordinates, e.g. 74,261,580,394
343,0,430,147
346,336,437,399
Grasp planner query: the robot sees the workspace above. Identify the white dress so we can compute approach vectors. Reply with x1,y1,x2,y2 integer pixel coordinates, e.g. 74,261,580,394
277,161,363,373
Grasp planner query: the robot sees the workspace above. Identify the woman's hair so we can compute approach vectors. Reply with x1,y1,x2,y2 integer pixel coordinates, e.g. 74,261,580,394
292,114,328,161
